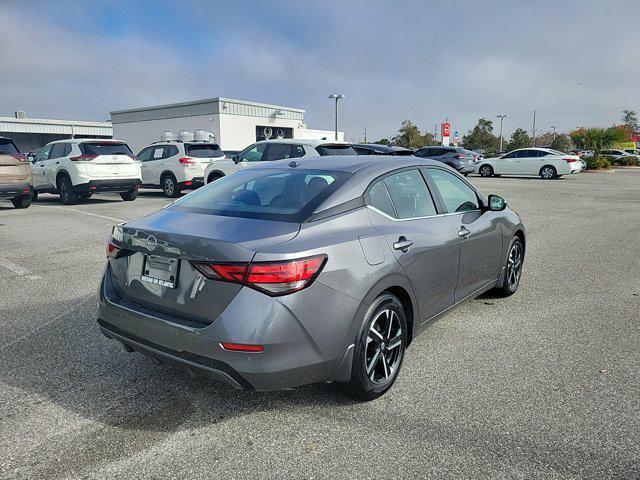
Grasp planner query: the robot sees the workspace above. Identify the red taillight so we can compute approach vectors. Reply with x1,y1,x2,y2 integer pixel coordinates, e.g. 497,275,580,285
192,254,327,296
106,241,120,258
70,154,97,162
220,342,264,353
178,157,195,165
564,158,577,163
12,153,28,162
184,181,192,186
453,154,465,159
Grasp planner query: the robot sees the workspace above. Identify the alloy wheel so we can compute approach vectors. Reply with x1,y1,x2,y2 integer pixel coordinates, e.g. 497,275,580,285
507,242,523,289
480,165,492,177
164,178,175,196
541,167,555,179
365,308,403,384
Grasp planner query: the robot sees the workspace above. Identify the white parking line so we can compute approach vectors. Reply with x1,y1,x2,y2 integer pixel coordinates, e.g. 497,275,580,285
33,205,124,223
0,258,41,279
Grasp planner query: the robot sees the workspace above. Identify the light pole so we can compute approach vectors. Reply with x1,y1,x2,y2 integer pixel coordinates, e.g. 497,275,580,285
329,94,345,140
551,125,558,143
497,114,508,152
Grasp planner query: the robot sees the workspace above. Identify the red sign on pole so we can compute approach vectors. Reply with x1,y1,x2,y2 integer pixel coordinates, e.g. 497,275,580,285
441,122,451,137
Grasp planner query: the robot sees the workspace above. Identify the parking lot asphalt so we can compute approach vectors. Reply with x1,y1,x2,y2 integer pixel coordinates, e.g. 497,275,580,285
1,170,639,479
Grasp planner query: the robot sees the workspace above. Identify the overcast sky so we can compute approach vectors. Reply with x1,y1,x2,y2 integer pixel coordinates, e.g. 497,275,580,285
2,0,639,141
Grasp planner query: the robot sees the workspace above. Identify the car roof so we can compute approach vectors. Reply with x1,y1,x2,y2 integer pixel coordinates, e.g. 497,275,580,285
252,139,351,147
46,138,128,145
352,143,413,152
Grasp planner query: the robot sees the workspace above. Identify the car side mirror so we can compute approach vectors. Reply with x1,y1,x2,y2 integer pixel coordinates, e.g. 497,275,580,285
487,194,507,211
232,154,240,164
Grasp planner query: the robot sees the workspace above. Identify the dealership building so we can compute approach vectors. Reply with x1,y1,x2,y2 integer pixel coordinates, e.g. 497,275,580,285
0,112,112,152
110,97,342,152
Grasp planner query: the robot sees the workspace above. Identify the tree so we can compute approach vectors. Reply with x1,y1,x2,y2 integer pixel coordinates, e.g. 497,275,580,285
392,120,435,149
375,138,390,145
506,128,532,151
461,118,500,154
622,110,639,132
570,127,627,155
550,133,572,152
534,131,554,147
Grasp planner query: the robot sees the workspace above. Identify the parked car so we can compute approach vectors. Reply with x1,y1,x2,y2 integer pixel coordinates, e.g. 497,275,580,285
98,155,526,400
598,149,631,160
31,139,141,204
413,146,478,175
0,136,32,209
137,140,225,197
622,148,640,156
352,144,414,156
203,139,357,184
476,148,581,179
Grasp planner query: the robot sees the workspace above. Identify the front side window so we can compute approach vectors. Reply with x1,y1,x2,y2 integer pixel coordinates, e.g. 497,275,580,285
427,169,479,213
290,145,305,158
238,143,267,162
137,147,154,162
172,168,349,222
501,151,519,159
37,144,53,161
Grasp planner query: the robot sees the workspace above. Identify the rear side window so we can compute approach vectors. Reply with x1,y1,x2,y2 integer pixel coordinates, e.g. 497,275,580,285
316,145,357,156
427,169,479,213
264,143,293,161
173,168,350,222
50,143,68,159
186,143,224,158
0,139,20,156
164,145,179,158
80,142,133,156
290,145,305,158
382,169,437,219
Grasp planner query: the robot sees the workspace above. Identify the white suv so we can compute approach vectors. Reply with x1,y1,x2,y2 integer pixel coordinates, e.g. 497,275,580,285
31,139,141,204
204,139,357,184
137,141,225,197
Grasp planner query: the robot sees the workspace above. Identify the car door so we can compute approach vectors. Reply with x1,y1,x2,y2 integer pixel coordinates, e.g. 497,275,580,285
263,142,292,162
425,167,503,301
147,146,168,183
498,150,522,174
515,149,540,174
136,146,155,184
366,168,459,322
32,144,53,189
44,143,67,188
233,143,268,172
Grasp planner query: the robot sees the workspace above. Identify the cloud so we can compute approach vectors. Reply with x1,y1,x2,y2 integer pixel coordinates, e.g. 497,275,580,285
1,0,639,141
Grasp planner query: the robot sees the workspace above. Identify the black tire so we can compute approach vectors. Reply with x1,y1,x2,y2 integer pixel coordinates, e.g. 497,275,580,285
11,194,32,209
57,175,79,205
539,165,557,180
79,193,93,199
161,174,181,198
344,293,408,401
479,164,494,177
31,191,38,201
207,172,223,184
119,189,138,201
495,236,524,297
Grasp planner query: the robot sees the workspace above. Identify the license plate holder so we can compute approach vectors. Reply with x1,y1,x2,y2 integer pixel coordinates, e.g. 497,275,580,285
141,255,180,288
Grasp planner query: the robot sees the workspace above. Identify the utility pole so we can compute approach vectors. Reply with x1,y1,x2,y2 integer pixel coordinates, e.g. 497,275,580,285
531,110,537,147
363,128,367,143
328,94,345,141
551,125,558,143
434,124,438,143
496,114,508,152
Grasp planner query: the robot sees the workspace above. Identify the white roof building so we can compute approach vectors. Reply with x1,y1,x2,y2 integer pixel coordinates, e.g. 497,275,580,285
110,97,342,152
0,112,112,152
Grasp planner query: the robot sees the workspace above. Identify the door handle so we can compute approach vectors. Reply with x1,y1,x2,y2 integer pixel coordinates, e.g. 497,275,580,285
55,161,60,164
393,237,413,252
458,227,471,238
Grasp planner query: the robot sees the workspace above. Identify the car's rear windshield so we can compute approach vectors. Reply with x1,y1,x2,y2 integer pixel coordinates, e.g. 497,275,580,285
172,168,351,222
80,142,133,156
316,145,358,156
186,143,224,158
0,139,20,155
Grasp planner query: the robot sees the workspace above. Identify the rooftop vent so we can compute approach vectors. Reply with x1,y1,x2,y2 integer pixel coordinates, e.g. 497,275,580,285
15,111,27,119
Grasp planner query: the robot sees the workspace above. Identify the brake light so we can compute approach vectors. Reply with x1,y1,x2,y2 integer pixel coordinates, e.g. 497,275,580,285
70,154,97,162
11,153,28,162
220,342,264,353
192,254,327,296
106,241,120,258
564,158,577,163
453,154,465,159
178,157,195,165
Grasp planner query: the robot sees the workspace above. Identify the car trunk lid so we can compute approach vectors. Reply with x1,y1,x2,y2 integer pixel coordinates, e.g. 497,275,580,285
77,141,140,179
108,208,300,323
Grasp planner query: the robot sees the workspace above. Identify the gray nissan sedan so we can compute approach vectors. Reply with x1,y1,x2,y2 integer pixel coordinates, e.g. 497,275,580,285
98,155,525,400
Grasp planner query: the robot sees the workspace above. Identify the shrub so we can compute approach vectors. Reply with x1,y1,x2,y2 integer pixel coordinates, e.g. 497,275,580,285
585,156,612,170
625,156,640,166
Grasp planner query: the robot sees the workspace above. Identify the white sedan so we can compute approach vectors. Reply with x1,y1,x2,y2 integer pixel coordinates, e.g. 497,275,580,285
476,148,581,179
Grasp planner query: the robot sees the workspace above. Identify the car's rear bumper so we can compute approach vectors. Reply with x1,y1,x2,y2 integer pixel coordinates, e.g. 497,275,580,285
0,182,31,198
457,164,476,174
179,177,204,189
75,178,142,194
97,265,352,391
